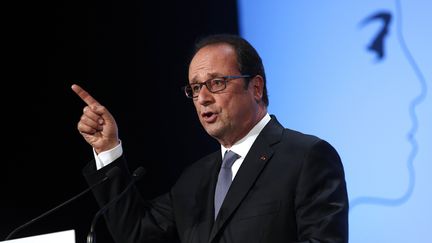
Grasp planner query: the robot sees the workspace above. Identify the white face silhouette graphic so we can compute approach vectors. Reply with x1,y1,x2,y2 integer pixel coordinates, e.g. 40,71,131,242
238,0,432,242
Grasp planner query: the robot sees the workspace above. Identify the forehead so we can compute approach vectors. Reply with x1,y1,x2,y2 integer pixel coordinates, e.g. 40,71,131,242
188,43,238,81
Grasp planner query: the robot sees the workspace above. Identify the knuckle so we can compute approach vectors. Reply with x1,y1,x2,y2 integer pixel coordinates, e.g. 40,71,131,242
80,114,87,122
98,105,106,112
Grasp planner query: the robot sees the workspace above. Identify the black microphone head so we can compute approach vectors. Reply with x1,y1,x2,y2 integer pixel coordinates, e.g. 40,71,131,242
132,166,146,179
105,166,121,180
86,166,146,242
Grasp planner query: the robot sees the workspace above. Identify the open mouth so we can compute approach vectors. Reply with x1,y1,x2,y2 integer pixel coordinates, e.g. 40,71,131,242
201,111,217,122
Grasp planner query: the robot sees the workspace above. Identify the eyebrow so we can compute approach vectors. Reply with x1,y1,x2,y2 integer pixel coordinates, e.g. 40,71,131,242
190,73,224,83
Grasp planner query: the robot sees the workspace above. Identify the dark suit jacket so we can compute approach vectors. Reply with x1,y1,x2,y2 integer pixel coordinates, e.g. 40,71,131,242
84,116,349,243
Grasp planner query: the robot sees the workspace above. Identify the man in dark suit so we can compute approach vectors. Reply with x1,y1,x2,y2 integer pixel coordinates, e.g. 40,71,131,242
72,34,348,243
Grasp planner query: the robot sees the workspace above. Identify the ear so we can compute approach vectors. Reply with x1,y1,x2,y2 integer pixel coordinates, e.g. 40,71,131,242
250,75,264,102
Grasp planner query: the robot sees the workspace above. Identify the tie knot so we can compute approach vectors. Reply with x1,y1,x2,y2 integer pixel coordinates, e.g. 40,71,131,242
222,150,240,168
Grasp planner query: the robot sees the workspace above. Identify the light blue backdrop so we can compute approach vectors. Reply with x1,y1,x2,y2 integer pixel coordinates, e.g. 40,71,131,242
238,0,431,242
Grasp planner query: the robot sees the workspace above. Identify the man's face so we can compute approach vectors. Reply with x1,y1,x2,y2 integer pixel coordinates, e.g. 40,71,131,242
188,44,262,147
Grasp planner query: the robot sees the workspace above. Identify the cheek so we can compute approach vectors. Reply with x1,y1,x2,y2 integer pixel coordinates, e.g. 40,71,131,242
192,102,202,120
220,98,243,120
228,95,255,119
192,101,200,112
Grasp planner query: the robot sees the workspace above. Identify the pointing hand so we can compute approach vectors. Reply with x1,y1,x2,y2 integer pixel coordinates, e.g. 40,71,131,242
71,84,119,154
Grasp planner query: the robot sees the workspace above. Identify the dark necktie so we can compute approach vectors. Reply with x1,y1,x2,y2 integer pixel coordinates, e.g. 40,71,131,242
214,150,240,219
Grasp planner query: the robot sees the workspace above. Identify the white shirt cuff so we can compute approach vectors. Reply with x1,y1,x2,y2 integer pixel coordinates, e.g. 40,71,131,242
93,141,123,170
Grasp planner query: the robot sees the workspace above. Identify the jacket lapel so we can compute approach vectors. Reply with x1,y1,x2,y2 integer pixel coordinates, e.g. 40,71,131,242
208,116,283,242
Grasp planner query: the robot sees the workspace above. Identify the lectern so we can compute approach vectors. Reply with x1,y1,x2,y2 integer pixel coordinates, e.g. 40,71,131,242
1,230,75,243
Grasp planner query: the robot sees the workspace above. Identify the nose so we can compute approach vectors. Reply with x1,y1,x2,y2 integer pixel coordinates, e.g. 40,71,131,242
196,84,214,106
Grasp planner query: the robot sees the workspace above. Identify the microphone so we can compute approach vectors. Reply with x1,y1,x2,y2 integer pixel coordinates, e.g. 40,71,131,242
5,166,121,241
86,166,146,243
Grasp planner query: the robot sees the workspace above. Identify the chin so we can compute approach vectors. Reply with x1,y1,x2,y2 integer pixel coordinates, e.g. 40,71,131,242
203,125,223,139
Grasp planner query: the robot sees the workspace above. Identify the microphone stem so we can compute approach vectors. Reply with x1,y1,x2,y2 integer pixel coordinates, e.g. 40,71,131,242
87,178,136,238
5,176,109,241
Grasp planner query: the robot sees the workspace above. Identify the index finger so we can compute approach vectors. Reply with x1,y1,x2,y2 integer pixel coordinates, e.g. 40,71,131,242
71,84,101,106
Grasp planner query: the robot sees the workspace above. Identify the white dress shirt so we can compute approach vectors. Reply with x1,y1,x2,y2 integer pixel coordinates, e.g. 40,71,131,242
221,113,271,179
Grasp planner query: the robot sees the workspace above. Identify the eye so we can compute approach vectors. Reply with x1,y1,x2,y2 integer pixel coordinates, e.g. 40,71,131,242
191,84,201,93
211,79,225,87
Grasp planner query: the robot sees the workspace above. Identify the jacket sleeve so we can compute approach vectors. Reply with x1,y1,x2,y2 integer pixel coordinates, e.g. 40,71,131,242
83,157,179,243
294,139,349,243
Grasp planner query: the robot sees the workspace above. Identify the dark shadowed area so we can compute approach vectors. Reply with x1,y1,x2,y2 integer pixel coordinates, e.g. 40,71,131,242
2,1,238,242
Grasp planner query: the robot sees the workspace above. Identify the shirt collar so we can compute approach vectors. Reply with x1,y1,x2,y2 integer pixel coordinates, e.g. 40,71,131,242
221,113,271,159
